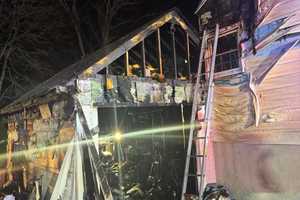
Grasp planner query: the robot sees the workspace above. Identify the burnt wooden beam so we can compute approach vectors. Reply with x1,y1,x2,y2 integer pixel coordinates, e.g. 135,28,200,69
82,10,200,77
125,51,129,76
186,32,191,78
171,24,178,79
142,40,146,76
157,28,163,77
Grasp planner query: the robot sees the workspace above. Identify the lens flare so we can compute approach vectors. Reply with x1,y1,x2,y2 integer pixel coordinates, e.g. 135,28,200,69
114,130,123,143
0,122,199,164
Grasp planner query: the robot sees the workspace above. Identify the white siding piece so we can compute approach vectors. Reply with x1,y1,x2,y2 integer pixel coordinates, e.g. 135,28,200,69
130,81,138,103
175,85,185,104
77,79,92,105
50,139,75,200
73,136,84,200
136,81,152,103
249,78,261,127
91,78,105,104
185,83,193,103
152,83,164,103
80,105,98,132
164,85,173,104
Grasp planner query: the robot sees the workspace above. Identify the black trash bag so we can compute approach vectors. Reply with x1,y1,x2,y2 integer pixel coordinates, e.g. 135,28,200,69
202,183,235,200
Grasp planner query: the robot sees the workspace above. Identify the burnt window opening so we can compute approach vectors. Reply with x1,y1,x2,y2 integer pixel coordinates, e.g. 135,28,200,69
215,31,240,73
197,0,241,30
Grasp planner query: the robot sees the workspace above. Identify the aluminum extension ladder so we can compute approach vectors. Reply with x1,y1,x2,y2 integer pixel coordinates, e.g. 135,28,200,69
181,24,219,200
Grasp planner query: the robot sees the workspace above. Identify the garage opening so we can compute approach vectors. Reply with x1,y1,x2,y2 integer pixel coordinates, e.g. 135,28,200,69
98,105,192,199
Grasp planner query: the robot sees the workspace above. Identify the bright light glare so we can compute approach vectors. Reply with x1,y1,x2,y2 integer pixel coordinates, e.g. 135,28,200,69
0,123,199,163
114,130,123,142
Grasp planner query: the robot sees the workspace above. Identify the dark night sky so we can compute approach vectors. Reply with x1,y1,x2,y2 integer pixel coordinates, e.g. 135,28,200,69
113,0,200,42
142,0,199,24
0,0,201,106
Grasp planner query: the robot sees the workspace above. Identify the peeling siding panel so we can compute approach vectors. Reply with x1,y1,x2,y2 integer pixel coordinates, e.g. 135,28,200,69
212,74,255,142
213,4,300,144
260,0,300,26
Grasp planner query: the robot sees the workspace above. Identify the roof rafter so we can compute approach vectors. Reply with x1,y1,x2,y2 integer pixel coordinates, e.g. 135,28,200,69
81,9,199,77
0,8,199,114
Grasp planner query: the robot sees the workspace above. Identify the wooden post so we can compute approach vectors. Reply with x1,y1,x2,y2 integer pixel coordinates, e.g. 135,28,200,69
125,51,129,76
157,28,163,78
142,40,146,77
186,32,191,79
171,24,177,80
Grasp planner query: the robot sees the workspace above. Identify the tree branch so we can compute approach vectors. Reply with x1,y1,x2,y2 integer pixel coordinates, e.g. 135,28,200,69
59,0,86,57
0,47,12,95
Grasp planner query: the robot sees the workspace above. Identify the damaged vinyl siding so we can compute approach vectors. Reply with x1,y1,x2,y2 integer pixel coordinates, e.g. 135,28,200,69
211,74,256,141
212,0,300,145
210,0,300,199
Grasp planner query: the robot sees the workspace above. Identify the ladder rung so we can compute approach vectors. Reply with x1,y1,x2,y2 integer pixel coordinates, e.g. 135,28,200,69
190,155,205,158
182,26,219,198
193,120,205,125
193,136,206,140
189,155,207,159
188,174,205,177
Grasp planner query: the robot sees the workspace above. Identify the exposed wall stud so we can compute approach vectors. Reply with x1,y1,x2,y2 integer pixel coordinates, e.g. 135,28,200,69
142,40,146,76
157,28,163,77
125,51,129,76
186,32,191,79
171,24,178,80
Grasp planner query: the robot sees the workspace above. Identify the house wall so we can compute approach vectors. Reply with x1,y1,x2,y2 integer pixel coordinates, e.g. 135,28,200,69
3,99,74,198
209,0,300,199
211,46,300,198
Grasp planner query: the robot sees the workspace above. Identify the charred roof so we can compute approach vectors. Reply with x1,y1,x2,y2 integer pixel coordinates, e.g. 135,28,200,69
0,8,199,115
